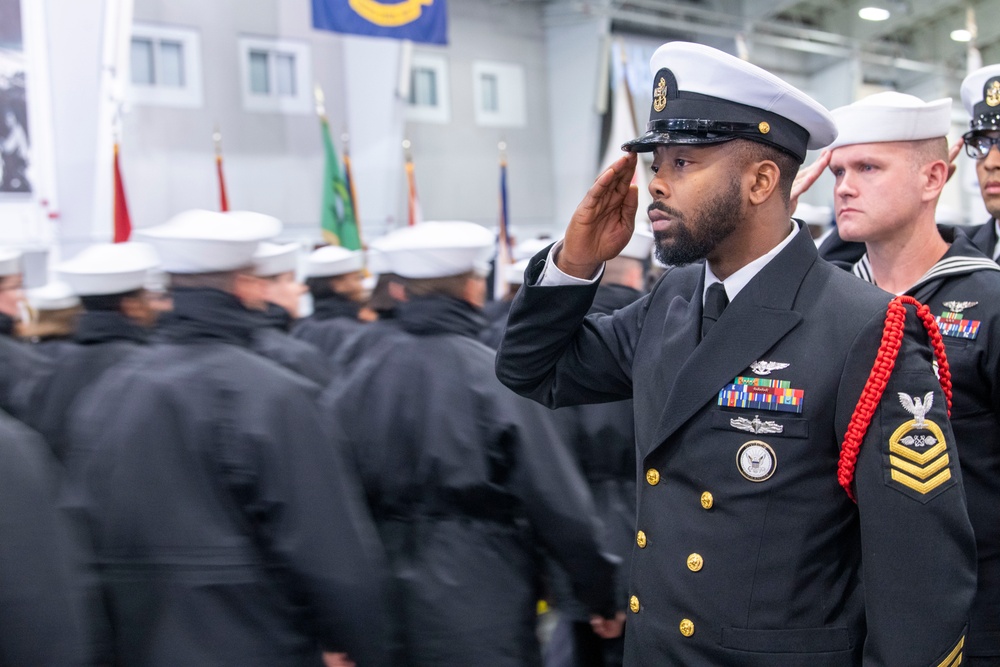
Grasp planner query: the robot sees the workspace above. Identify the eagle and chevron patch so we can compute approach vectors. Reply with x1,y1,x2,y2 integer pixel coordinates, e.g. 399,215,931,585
888,392,951,497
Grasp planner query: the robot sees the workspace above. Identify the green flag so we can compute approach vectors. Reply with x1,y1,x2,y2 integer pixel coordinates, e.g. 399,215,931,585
320,118,361,249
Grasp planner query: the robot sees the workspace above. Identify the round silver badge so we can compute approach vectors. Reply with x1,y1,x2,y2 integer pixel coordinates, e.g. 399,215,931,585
737,440,776,482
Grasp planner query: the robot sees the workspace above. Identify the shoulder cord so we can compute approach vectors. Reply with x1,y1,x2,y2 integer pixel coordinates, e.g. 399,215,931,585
837,295,953,502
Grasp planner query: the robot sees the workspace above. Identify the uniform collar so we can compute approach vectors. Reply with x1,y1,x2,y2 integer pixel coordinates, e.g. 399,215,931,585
703,221,798,305
852,229,1000,294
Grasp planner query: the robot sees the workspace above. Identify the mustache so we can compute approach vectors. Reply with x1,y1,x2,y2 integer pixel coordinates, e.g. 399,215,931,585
648,201,684,221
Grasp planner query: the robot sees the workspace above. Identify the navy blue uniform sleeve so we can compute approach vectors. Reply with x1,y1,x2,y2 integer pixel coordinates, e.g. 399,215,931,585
838,311,976,666
496,255,649,407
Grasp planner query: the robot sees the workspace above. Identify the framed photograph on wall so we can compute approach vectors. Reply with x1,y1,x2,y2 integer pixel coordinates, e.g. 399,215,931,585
0,0,31,195
0,0,57,255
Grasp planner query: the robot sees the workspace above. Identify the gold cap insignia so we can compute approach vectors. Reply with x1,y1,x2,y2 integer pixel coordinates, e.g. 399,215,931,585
653,77,668,112
987,80,1000,108
758,121,771,134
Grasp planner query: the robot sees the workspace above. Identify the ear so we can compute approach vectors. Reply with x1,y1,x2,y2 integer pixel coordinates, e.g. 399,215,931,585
921,160,949,203
387,280,408,303
232,273,267,309
747,160,781,206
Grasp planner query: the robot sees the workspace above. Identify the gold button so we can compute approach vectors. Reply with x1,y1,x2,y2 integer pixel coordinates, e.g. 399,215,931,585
758,121,770,134
701,491,714,509
646,468,660,485
687,553,704,572
636,530,647,548
679,618,695,636
629,595,640,613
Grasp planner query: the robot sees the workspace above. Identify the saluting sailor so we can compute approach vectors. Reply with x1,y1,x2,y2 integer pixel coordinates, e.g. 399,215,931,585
495,42,976,665
812,91,1000,665
960,64,1000,261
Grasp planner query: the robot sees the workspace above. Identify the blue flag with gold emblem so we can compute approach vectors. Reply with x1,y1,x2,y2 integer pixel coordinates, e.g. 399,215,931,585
311,0,448,45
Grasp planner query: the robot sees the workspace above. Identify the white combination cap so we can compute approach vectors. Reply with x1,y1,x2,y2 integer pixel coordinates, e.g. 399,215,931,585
253,242,300,278
829,92,951,149
57,242,160,296
619,226,655,261
0,247,22,276
27,281,80,310
961,64,1000,132
135,210,281,273
372,221,496,279
306,245,364,278
623,41,837,161
504,258,531,285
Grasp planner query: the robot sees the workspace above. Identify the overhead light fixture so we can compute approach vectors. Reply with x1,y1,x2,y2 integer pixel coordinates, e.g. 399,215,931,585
858,7,891,21
950,29,972,42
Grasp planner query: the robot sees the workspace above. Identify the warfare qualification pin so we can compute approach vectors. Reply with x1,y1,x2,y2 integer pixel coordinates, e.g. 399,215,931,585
737,440,776,482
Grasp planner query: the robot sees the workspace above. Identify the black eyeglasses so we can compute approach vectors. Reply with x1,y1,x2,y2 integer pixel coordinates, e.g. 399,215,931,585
963,132,1000,159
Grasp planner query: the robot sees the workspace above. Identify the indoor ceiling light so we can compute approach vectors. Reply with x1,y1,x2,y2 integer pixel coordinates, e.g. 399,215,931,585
950,29,972,42
858,7,891,21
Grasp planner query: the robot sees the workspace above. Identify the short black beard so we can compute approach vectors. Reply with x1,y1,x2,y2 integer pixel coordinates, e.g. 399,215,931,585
652,178,743,266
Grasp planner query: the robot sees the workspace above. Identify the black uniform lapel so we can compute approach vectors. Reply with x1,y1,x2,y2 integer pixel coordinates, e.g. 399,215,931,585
644,226,815,458
967,219,998,259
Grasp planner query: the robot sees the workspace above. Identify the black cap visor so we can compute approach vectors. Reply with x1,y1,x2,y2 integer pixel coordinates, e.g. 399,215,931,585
969,112,1000,133
623,119,755,152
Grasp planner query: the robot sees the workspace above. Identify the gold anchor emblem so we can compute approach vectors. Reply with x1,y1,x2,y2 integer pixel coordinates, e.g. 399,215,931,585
653,77,667,112
987,80,1000,108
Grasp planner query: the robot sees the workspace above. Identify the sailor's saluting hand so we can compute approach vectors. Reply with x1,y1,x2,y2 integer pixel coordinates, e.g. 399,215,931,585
558,152,639,279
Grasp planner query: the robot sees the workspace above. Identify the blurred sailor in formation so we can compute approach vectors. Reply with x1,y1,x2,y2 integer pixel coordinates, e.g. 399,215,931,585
62,209,390,666
246,241,332,386
292,244,368,358
321,220,620,667
31,242,160,464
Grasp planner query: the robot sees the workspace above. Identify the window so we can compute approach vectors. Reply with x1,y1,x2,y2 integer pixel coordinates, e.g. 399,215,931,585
128,24,202,108
405,53,450,124
472,61,526,128
238,38,312,114
410,67,438,107
480,73,499,112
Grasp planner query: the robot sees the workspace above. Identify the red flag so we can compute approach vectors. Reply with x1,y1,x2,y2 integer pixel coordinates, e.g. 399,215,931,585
216,153,229,212
113,142,131,243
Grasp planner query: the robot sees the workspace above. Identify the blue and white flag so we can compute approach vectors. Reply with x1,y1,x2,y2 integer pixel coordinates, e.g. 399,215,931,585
312,0,448,45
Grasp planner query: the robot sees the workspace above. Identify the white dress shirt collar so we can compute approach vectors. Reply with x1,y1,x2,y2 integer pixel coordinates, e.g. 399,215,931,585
703,222,798,305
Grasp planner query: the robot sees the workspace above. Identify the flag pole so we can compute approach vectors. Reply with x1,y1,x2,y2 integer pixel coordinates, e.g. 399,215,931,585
213,126,229,212
341,129,365,249
495,139,511,300
403,139,421,227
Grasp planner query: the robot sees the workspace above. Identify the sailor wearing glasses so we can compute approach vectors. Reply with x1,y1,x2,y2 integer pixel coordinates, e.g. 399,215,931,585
960,64,1000,260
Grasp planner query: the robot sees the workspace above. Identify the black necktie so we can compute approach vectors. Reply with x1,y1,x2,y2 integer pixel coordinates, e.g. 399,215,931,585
702,282,729,340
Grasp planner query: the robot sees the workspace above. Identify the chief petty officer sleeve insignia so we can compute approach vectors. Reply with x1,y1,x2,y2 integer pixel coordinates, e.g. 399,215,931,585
837,296,956,503
889,392,952,497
